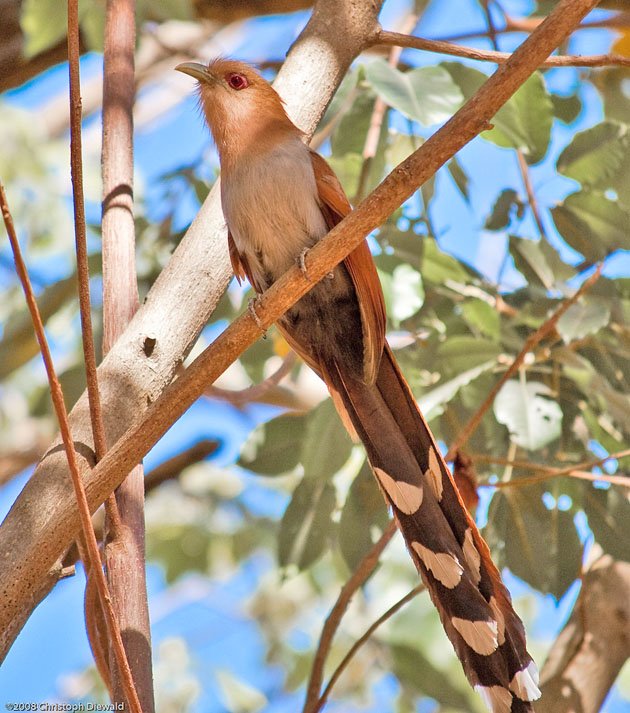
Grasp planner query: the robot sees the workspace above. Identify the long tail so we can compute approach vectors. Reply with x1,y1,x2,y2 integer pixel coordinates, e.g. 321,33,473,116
324,344,540,713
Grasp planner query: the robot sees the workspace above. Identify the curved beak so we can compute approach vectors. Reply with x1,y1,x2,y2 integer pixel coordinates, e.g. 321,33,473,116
175,62,215,84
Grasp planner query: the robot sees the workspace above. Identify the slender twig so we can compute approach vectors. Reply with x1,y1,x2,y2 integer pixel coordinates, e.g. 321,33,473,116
314,583,425,713
0,183,142,713
516,149,548,240
445,264,604,461
67,0,124,693
303,521,397,713
375,30,630,68
143,440,220,492
474,448,630,489
67,0,122,545
67,0,109,468
480,0,500,51
434,11,630,44
206,352,297,406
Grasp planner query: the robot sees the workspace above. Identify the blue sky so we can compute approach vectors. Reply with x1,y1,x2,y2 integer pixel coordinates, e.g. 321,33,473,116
1,1,628,711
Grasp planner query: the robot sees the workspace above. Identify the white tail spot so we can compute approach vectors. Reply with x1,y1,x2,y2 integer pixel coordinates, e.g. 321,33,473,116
374,467,423,515
452,617,499,655
489,596,506,645
425,446,443,501
474,684,513,713
462,527,481,584
510,661,541,702
412,542,463,588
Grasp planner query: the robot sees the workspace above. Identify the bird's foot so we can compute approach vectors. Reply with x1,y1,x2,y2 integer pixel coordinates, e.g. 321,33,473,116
298,248,312,282
248,298,266,338
298,248,334,281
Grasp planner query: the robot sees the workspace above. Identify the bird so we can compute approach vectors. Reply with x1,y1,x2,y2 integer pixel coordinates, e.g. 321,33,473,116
175,58,541,713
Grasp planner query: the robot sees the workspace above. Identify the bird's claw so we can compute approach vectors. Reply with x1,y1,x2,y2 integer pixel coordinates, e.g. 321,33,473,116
298,249,312,282
248,298,266,338
298,248,334,282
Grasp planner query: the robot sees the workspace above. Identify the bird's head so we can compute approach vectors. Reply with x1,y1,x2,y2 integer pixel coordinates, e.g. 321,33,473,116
175,59,301,168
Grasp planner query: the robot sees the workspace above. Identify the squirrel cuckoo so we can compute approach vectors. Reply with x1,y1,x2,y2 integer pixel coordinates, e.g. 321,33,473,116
176,59,540,712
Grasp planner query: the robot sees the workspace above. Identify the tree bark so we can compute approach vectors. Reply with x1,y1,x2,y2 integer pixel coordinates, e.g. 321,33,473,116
538,554,630,713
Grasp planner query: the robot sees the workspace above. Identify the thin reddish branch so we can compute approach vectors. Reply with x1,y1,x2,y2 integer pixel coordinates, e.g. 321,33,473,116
445,263,604,461
0,183,141,713
474,448,630,489
435,11,630,43
314,582,425,712
303,521,397,713
67,0,109,466
516,149,548,240
143,440,220,491
376,30,630,68
205,351,297,406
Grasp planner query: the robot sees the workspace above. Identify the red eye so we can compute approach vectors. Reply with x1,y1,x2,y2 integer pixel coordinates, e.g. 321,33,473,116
226,73,249,90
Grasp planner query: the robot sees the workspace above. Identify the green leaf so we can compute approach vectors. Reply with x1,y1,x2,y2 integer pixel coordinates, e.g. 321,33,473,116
419,360,498,420
365,60,463,126
509,236,555,289
302,399,353,481
389,264,425,325
239,414,308,475
148,523,210,582
437,337,501,376
551,190,630,260
557,121,629,188
278,480,336,570
331,88,377,156
392,644,473,711
485,189,524,231
0,270,82,380
421,238,472,284
327,153,364,199
447,157,470,202
20,0,68,57
551,92,582,124
486,486,582,598
460,300,500,340
494,380,563,450
80,2,106,51
489,72,553,164
339,461,388,570
584,487,630,562
318,68,361,135
444,64,553,163
557,299,611,343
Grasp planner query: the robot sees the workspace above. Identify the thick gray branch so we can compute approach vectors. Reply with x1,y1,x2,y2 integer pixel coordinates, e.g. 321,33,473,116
538,554,630,713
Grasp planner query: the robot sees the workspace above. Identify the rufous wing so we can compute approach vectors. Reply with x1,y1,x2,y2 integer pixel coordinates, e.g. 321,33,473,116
310,151,386,385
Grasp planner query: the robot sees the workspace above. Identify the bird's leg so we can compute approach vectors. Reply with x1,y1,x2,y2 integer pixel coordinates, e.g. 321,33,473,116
248,298,266,338
298,248,334,282
298,248,313,282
